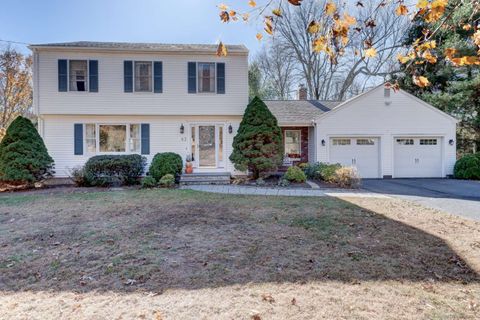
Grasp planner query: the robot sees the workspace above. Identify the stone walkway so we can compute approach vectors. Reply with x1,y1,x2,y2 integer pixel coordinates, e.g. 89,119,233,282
181,185,389,198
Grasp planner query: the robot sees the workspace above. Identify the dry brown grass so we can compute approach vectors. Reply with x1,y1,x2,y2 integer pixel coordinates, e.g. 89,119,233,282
0,188,479,319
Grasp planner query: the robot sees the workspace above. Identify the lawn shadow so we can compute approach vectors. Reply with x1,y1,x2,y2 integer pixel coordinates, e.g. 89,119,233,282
0,190,478,293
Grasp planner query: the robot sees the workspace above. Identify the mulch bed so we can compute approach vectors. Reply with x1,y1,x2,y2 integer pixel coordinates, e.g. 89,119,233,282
238,174,311,189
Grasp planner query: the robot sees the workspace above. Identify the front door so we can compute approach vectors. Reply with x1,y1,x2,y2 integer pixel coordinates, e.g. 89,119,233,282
190,124,225,169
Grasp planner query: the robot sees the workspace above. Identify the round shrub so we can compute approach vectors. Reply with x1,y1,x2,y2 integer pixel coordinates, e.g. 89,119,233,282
454,153,480,180
141,176,157,188
149,152,183,181
319,163,342,183
0,116,54,184
333,166,361,189
284,166,307,183
158,174,175,188
84,154,146,186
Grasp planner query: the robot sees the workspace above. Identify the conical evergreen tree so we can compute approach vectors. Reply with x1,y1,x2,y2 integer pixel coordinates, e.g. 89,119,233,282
0,116,54,183
230,97,283,178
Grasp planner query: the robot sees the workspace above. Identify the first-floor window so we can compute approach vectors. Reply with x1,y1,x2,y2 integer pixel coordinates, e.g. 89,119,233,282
85,124,96,153
285,130,301,157
100,125,127,152
130,124,141,152
84,123,143,154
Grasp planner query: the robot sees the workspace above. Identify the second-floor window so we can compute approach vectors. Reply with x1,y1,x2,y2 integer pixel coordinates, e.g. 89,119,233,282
135,61,152,92
69,60,88,91
198,62,215,93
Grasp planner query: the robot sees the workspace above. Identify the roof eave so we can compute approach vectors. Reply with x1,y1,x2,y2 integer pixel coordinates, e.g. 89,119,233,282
27,45,249,55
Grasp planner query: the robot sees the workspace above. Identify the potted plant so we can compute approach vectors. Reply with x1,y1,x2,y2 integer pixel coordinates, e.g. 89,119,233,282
185,155,193,174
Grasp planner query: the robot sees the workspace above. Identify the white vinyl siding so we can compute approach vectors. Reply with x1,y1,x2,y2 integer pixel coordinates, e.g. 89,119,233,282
36,50,248,115
316,86,457,177
41,115,241,177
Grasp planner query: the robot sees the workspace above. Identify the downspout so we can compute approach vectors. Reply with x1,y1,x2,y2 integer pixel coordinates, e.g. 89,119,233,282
32,49,44,137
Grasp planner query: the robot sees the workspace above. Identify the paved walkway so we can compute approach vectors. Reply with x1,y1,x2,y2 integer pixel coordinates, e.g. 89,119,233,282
181,185,389,198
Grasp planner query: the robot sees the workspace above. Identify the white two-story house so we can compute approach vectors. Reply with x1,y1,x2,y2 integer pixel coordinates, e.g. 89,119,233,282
30,42,248,177
30,41,457,179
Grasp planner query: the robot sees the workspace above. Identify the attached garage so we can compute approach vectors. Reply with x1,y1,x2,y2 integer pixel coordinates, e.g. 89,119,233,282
393,137,443,178
329,137,380,178
314,84,458,179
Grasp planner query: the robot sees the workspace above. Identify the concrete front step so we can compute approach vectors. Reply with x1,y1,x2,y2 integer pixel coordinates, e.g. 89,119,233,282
180,172,231,185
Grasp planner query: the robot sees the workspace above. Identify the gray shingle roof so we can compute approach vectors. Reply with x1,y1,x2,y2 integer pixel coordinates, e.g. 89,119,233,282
29,41,249,54
264,100,342,125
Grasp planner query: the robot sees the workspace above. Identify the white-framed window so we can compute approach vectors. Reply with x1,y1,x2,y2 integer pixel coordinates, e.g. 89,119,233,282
357,138,375,145
397,139,414,145
332,138,351,146
99,125,127,152
69,60,88,92
85,123,142,154
129,124,141,152
420,138,437,145
134,61,153,92
285,130,301,157
198,62,216,93
85,124,96,153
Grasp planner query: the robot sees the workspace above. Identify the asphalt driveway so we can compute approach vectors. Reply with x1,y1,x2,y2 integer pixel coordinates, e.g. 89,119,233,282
362,179,480,221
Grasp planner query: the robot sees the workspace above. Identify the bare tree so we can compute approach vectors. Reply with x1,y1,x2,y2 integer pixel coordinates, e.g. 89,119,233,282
256,40,296,99
0,47,33,138
270,0,409,100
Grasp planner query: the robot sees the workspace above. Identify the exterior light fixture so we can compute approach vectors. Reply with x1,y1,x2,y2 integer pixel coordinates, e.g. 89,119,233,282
449,139,454,146
228,124,233,134
321,139,326,146
180,124,184,134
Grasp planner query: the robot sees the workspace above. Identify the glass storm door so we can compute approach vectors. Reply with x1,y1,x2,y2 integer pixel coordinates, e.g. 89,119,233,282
191,125,225,168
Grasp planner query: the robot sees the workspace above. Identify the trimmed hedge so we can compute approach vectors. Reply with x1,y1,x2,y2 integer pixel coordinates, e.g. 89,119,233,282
454,153,480,180
149,152,183,181
84,154,146,186
158,174,175,188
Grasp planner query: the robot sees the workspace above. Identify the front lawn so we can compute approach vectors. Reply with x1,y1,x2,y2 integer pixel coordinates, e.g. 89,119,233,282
0,189,479,319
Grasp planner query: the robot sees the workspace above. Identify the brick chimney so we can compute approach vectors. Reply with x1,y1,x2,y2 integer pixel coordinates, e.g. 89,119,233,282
298,84,308,100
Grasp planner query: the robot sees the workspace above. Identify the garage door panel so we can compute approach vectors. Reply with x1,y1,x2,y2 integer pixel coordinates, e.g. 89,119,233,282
394,137,442,178
329,137,380,178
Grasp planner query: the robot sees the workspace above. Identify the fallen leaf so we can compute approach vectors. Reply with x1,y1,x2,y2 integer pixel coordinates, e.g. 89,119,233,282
272,8,282,17
248,0,256,8
256,33,263,41
291,297,297,305
261,293,275,303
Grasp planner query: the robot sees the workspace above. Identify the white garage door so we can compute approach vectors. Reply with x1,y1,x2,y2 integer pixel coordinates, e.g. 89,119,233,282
394,137,442,178
329,137,380,178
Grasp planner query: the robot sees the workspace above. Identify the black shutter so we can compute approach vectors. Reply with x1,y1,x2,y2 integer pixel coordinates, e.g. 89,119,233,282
217,63,225,94
89,60,98,92
74,124,83,155
124,61,133,92
188,62,196,93
153,61,163,93
141,124,150,155
58,59,68,92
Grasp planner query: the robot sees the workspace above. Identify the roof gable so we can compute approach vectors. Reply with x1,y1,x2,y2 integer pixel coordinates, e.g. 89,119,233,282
316,84,458,123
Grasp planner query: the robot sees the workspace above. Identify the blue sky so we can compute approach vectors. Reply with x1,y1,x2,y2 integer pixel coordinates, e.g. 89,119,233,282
0,0,261,56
